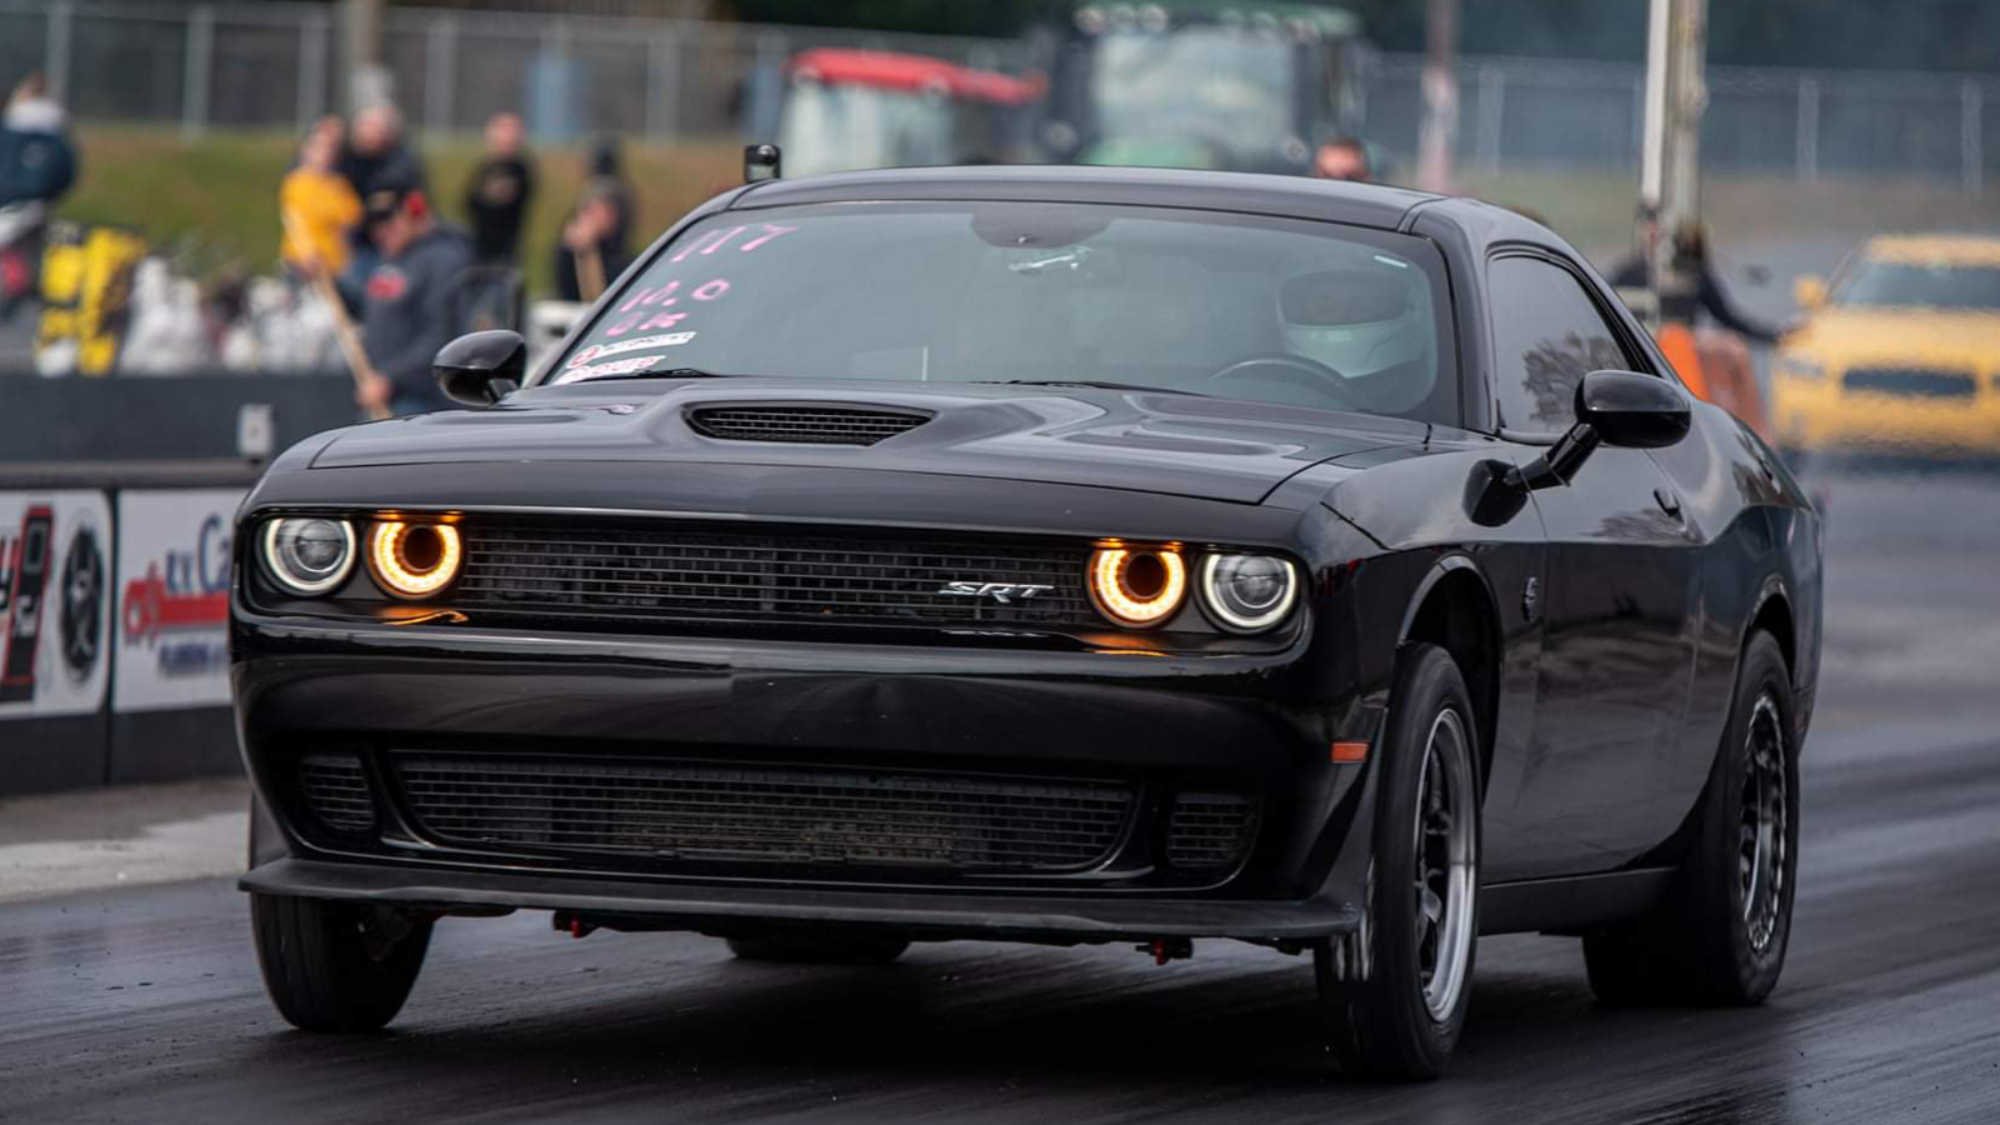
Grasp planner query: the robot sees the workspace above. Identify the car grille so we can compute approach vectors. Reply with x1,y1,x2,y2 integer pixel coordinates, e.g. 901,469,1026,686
1164,792,1261,870
299,753,376,835
1841,368,1977,398
686,405,930,445
392,755,1137,872
450,520,1097,630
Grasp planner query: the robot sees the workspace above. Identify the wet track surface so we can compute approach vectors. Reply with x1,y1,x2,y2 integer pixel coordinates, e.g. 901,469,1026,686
4,464,1999,1124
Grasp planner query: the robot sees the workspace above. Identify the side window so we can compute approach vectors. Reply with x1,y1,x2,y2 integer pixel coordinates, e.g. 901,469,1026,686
1489,256,1635,434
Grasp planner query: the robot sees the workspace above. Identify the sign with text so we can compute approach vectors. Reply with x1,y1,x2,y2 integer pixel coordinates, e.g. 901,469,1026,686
113,489,245,713
0,491,113,721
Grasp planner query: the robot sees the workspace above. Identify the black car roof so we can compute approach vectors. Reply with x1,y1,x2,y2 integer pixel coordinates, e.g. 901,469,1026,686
726,164,1448,231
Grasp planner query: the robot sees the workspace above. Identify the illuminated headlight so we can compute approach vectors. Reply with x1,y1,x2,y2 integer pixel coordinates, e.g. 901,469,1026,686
1776,355,1825,381
366,519,462,599
1198,553,1299,633
260,517,355,596
1088,546,1187,628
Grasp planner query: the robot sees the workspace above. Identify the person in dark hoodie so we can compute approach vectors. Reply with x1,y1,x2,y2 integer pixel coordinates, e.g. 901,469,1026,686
462,111,534,266
0,71,78,317
553,138,635,302
352,172,472,416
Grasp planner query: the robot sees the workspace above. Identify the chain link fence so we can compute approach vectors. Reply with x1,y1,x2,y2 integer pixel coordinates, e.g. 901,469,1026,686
0,0,1992,194
1365,52,1995,194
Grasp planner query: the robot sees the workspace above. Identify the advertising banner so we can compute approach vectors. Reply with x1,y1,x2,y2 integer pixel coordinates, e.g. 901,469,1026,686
113,489,246,713
0,491,114,721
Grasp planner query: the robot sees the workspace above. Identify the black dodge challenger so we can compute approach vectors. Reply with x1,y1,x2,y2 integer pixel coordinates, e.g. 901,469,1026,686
233,166,1820,1080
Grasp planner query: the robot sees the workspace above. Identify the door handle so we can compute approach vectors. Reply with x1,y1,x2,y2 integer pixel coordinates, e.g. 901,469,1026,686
1653,486,1683,518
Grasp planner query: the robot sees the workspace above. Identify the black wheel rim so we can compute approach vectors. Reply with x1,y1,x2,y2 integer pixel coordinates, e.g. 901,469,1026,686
1739,692,1788,954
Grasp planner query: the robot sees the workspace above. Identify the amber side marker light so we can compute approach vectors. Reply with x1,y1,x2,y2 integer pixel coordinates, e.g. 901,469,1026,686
1087,546,1187,628
367,519,463,599
1331,741,1369,764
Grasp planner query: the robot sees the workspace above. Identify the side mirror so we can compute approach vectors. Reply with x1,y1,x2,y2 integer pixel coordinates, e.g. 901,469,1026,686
1508,370,1690,492
1793,275,1827,310
434,329,525,406
1577,368,1691,450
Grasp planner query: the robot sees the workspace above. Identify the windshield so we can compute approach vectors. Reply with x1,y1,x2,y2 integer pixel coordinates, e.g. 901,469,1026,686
1089,28,1294,161
775,82,957,178
543,202,1456,424
1835,260,2000,311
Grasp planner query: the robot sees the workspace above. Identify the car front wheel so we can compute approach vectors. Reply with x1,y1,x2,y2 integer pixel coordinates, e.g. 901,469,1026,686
1315,642,1481,1081
251,893,432,1032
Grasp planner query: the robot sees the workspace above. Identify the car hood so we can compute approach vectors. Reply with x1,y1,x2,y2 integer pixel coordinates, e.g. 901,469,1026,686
1785,309,2000,372
307,379,1428,505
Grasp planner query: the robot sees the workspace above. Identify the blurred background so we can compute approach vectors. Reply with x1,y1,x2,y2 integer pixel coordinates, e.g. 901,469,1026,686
3,8,2000,1120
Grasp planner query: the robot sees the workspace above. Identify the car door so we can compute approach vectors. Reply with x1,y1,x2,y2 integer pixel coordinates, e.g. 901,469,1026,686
1485,252,1704,879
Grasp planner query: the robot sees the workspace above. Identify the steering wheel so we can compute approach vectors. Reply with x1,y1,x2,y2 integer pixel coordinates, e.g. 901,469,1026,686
1204,353,1361,409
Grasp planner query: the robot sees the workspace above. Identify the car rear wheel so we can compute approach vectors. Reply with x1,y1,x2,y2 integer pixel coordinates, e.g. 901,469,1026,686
250,893,432,1032
1315,643,1481,1081
1583,629,1799,1006
727,931,910,965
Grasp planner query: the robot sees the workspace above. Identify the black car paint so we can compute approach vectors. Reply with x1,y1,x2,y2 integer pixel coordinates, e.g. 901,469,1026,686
233,167,1822,944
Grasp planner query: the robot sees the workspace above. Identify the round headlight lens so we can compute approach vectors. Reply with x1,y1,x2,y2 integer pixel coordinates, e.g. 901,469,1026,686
1087,546,1187,628
1199,553,1299,633
366,519,463,599
261,517,355,596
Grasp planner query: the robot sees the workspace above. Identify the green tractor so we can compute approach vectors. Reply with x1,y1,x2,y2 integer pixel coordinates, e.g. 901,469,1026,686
1035,1,1371,175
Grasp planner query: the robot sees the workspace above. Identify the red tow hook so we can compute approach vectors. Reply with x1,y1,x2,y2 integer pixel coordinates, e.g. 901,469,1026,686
1138,938,1192,965
553,912,599,939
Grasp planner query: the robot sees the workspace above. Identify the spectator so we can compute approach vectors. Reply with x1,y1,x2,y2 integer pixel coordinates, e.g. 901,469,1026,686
1610,206,1782,342
352,173,472,416
463,112,535,266
553,175,634,303
338,103,425,197
0,71,78,319
583,137,634,253
278,121,362,277
1311,137,1371,183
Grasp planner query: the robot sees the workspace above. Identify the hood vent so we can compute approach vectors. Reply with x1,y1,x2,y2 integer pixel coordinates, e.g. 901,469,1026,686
686,404,932,446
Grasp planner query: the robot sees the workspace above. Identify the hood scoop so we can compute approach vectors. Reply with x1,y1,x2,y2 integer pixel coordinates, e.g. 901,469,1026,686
685,403,932,446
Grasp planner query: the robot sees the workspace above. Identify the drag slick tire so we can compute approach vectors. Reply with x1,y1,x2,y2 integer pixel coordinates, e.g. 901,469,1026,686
1315,643,1481,1082
251,893,433,1032
1583,630,1799,1006
727,930,910,965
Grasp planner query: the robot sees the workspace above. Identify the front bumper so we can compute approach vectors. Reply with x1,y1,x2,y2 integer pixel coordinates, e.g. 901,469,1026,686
241,859,1359,945
234,615,1381,944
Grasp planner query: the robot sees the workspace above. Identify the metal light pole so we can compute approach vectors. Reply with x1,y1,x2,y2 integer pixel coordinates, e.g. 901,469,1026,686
1641,0,1707,318
1416,0,1459,194
345,0,391,110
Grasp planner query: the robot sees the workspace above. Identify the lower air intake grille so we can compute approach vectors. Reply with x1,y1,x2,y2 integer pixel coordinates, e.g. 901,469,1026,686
394,756,1136,873
1165,792,1260,870
300,753,375,835
687,405,930,445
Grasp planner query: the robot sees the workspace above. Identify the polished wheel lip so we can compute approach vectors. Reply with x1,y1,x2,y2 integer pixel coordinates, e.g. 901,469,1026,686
1416,707,1476,1021
1740,691,1789,954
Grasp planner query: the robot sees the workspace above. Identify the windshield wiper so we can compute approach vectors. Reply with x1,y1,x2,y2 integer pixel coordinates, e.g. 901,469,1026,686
579,367,752,382
979,379,1211,397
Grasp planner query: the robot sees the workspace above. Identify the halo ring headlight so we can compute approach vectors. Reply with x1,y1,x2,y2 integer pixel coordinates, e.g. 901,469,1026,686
260,517,356,596
1198,553,1299,633
1087,546,1187,628
366,519,463,599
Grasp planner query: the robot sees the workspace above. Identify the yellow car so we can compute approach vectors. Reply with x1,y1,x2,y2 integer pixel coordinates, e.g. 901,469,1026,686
1771,234,2000,461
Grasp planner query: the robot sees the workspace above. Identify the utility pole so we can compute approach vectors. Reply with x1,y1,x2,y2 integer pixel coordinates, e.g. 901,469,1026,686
345,0,391,110
1641,0,1707,321
1416,0,1458,194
